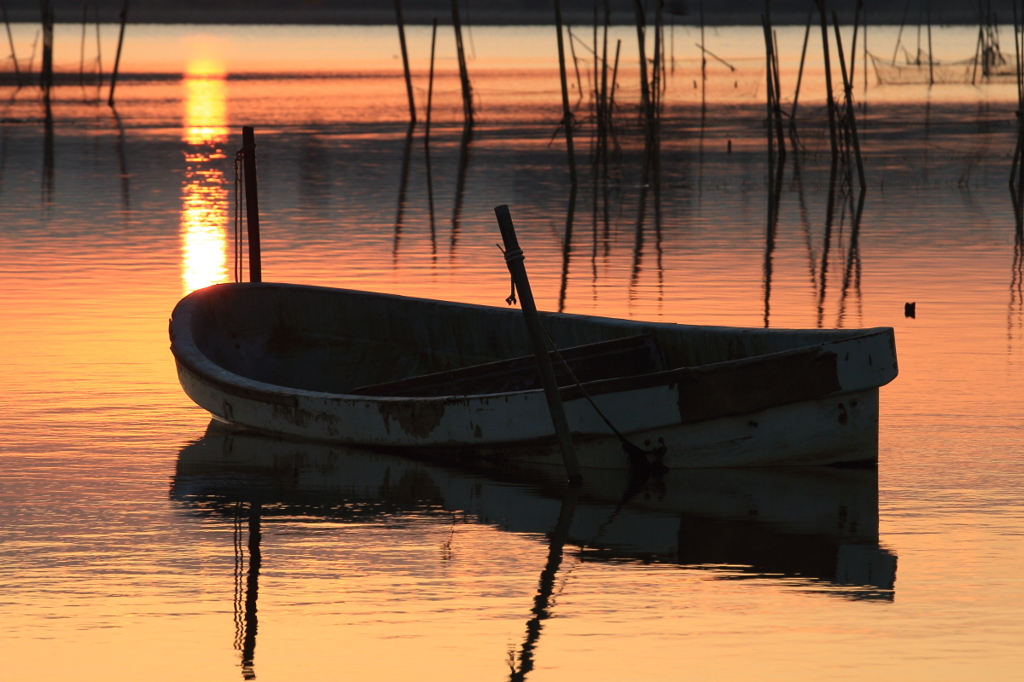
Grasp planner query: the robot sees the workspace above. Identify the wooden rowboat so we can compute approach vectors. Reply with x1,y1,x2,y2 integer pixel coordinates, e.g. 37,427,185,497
169,282,898,469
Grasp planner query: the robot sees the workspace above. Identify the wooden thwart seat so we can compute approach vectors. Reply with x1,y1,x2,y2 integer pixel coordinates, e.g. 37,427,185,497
351,333,666,397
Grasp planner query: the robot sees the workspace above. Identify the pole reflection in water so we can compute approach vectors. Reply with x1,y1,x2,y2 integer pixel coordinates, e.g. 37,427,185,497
1009,149,1024,354
171,422,898,681
393,122,415,264
557,185,577,313
1011,217,1024,353
764,145,784,328
112,107,130,211
180,63,229,295
508,484,579,682
42,99,54,207
424,134,437,260
817,160,839,328
837,189,866,328
450,123,473,261
231,500,262,680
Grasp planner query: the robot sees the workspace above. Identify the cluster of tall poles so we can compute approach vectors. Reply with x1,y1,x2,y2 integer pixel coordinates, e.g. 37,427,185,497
760,0,866,329
2,0,129,107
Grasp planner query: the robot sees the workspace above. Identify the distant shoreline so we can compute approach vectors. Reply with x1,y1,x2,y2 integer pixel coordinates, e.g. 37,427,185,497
0,4,988,27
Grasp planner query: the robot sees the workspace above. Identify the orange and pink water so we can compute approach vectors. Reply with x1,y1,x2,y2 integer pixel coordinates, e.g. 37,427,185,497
0,24,1022,681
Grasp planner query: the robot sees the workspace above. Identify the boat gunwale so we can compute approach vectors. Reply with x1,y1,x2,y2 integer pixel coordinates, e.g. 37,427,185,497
169,282,895,408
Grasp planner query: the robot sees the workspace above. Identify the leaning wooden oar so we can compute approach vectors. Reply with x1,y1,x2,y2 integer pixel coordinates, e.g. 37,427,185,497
494,205,582,483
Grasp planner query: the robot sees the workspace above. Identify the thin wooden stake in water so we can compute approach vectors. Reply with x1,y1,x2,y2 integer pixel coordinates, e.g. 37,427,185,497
452,0,473,126
494,205,582,484
791,10,812,126
926,3,933,86
94,6,103,89
394,0,416,124
107,0,127,107
633,0,652,131
833,11,866,191
425,18,437,144
553,0,577,186
79,5,86,85
2,0,21,86
699,0,706,110
817,0,839,162
242,126,262,283
40,3,53,98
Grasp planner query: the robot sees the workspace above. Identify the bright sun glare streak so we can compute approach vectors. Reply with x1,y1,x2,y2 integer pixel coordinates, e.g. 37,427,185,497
183,60,229,145
181,169,229,294
181,60,229,294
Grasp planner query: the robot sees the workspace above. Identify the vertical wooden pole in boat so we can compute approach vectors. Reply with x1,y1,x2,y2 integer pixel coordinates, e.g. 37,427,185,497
494,205,582,484
553,0,577,186
394,0,416,124
107,0,127,107
242,126,262,283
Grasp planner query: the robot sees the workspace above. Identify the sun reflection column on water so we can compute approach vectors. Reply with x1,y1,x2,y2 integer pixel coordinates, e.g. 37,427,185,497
181,61,230,295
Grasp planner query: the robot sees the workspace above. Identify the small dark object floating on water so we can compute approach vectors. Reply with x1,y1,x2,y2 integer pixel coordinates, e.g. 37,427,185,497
905,302,916,318
169,282,898,469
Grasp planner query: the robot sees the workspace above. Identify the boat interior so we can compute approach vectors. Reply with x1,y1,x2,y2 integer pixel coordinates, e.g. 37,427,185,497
180,283,880,396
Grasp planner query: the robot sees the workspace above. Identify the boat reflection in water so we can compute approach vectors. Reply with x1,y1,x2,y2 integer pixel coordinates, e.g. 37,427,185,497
171,421,897,677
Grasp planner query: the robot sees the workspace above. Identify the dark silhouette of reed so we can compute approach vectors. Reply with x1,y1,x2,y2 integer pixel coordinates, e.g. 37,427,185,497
633,0,652,135
40,1,52,99
78,5,85,85
762,3,786,165
94,5,103,90
817,0,840,162
2,0,21,86
452,0,473,126
394,0,416,124
424,19,438,260
833,10,866,192
107,0,127,106
789,10,812,149
554,0,578,186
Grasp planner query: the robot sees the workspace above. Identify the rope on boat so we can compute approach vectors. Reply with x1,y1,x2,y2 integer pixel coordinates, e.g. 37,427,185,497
233,142,256,283
498,244,520,305
538,323,668,476
498,241,665,475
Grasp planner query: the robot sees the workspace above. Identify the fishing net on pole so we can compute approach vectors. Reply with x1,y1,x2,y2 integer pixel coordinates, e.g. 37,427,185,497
869,52,975,85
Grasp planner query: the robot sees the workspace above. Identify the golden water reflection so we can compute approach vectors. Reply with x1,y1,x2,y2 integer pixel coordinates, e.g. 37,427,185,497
181,66,229,294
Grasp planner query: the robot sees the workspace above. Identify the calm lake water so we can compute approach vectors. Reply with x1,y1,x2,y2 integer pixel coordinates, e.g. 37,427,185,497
1,23,1022,681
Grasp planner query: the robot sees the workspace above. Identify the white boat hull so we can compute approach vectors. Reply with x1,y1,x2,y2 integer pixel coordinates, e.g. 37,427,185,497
170,283,897,468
